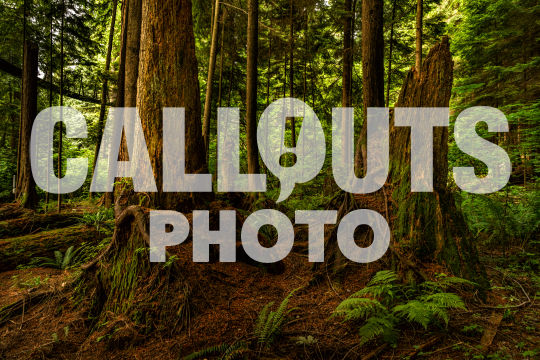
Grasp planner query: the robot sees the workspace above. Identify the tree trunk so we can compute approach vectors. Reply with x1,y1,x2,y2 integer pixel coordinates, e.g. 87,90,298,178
202,0,221,159
136,0,206,209
92,0,118,202
16,41,38,209
288,0,296,147
124,0,142,108
114,0,142,215
386,0,397,107
356,0,384,173
389,37,488,287
217,9,226,108
58,0,65,212
415,0,423,74
342,0,353,108
246,0,260,175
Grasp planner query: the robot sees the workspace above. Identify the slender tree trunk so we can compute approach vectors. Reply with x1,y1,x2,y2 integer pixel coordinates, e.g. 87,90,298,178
16,41,39,209
386,0,397,107
16,0,29,197
288,0,296,147
91,0,118,201
355,0,384,173
115,0,128,109
342,0,353,108
246,0,260,175
202,0,221,159
58,0,65,212
124,0,142,108
114,0,142,215
45,6,54,210
217,9,226,108
137,0,206,209
266,32,271,108
105,0,127,209
346,0,358,104
415,0,423,74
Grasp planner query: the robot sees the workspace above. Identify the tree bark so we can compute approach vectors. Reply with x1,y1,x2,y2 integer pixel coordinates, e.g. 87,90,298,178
92,0,118,202
217,9,227,108
124,0,142,108
415,0,423,74
342,0,353,108
246,0,260,175
137,0,206,209
386,0,397,107
58,0,65,212
288,0,296,147
202,0,221,159
356,0,385,174
390,37,488,287
16,41,39,209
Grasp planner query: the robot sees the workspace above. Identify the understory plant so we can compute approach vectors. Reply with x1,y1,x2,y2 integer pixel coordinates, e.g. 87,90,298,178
334,271,473,346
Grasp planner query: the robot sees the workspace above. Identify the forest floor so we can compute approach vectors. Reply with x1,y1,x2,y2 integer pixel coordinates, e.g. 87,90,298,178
0,202,538,360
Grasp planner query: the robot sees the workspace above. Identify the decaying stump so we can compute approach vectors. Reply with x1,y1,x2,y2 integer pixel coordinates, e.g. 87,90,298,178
317,37,488,288
389,36,488,288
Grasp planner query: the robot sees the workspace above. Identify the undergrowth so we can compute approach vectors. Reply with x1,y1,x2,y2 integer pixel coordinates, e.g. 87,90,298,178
334,270,474,347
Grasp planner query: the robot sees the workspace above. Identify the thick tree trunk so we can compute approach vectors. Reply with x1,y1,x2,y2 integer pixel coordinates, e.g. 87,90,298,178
390,37,488,287
342,0,353,108
16,41,39,209
246,0,260,175
202,0,221,158
137,0,206,209
415,0,423,74
356,0,385,173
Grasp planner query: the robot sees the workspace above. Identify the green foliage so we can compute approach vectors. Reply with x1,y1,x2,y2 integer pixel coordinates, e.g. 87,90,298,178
254,288,298,348
182,341,248,360
33,245,82,269
79,208,115,233
458,186,540,249
334,271,469,346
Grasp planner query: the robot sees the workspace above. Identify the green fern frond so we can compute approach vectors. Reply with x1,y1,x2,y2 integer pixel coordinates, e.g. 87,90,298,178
393,300,433,329
420,293,466,310
254,288,298,347
334,298,386,321
353,284,396,300
367,270,398,286
182,343,230,360
54,250,63,267
358,314,397,345
62,246,75,269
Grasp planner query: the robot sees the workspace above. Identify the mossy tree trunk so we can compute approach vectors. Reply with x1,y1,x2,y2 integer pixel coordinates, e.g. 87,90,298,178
389,37,488,287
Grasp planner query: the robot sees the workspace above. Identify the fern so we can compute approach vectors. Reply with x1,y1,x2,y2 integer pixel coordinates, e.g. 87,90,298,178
357,314,398,346
182,343,229,360
334,298,385,321
335,271,469,347
254,288,299,348
33,245,84,269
